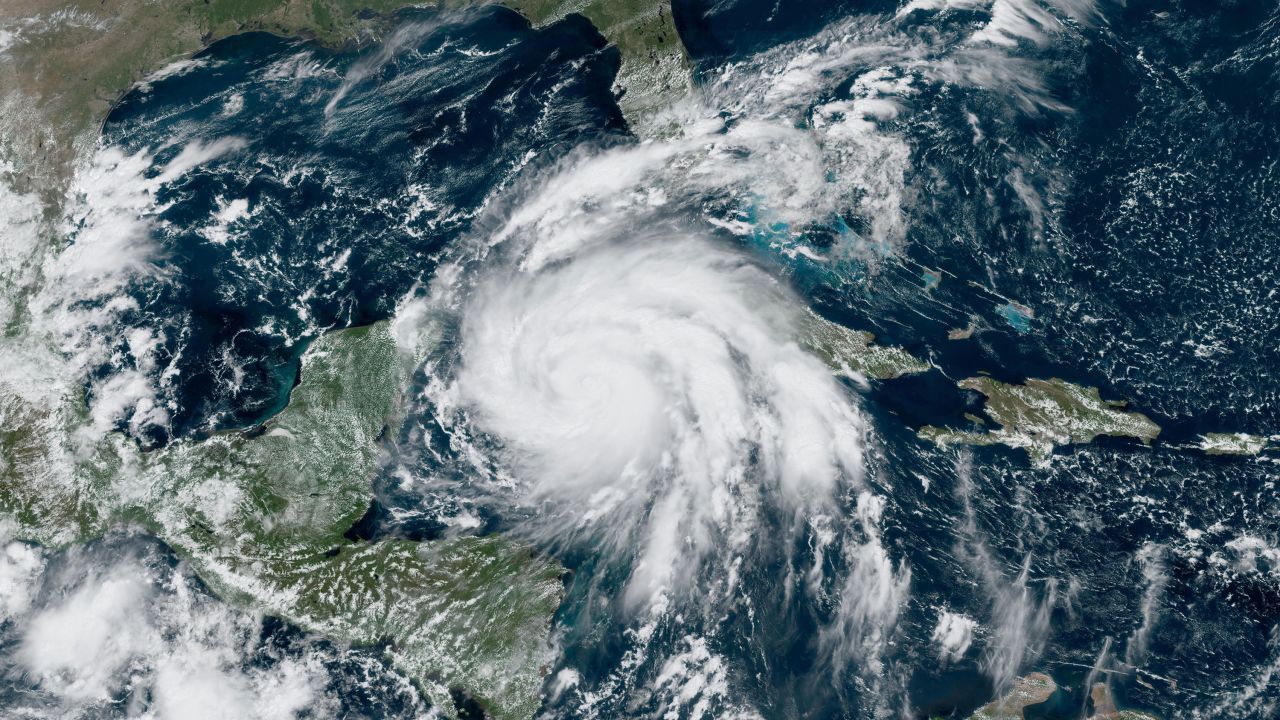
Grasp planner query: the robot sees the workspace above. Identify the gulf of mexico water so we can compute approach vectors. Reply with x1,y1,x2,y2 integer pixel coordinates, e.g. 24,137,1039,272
13,1,1280,718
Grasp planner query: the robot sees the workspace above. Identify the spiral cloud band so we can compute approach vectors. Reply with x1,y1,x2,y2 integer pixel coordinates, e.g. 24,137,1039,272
451,231,866,608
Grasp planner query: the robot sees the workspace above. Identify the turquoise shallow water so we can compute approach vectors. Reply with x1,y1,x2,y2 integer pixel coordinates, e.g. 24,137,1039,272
8,2,1280,718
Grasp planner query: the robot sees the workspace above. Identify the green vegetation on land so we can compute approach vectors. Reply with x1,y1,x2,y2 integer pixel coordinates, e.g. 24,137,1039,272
496,0,688,120
1087,682,1160,720
0,323,564,720
0,0,421,205
1,3,688,714
919,376,1161,462
1197,431,1271,456
802,309,932,380
968,672,1057,719
966,673,1159,720
1,0,687,209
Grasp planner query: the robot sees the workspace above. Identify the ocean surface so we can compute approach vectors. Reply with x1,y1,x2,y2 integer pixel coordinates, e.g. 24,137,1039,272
5,1,1280,718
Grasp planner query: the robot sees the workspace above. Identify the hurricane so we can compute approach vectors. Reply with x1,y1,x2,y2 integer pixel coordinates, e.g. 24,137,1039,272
389,138,910,713
450,234,866,607
3,1,1280,719
376,6,1086,709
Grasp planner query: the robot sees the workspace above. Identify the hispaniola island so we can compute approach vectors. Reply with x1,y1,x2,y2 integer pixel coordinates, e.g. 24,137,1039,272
1,1,1278,718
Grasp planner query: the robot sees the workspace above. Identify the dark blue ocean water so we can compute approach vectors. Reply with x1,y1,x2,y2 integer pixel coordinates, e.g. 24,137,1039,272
95,6,626,445
67,1,1280,718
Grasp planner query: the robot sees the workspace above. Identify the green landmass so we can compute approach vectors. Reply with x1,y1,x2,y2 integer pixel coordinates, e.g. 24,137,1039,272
0,388,107,545
966,674,1160,720
802,309,932,380
1197,432,1272,456
919,376,1161,462
1,2,692,714
0,0,421,206
1087,682,1160,720
0,323,564,719
1,0,687,209
968,672,1057,720
496,0,689,122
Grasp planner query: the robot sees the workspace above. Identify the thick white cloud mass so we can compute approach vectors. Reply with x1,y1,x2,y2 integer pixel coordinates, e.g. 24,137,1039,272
1,535,335,720
454,234,866,608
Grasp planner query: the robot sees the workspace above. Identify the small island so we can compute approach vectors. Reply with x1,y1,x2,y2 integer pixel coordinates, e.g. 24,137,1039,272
1197,431,1272,456
0,4,682,715
1087,682,1160,720
968,672,1057,719
968,674,1159,720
